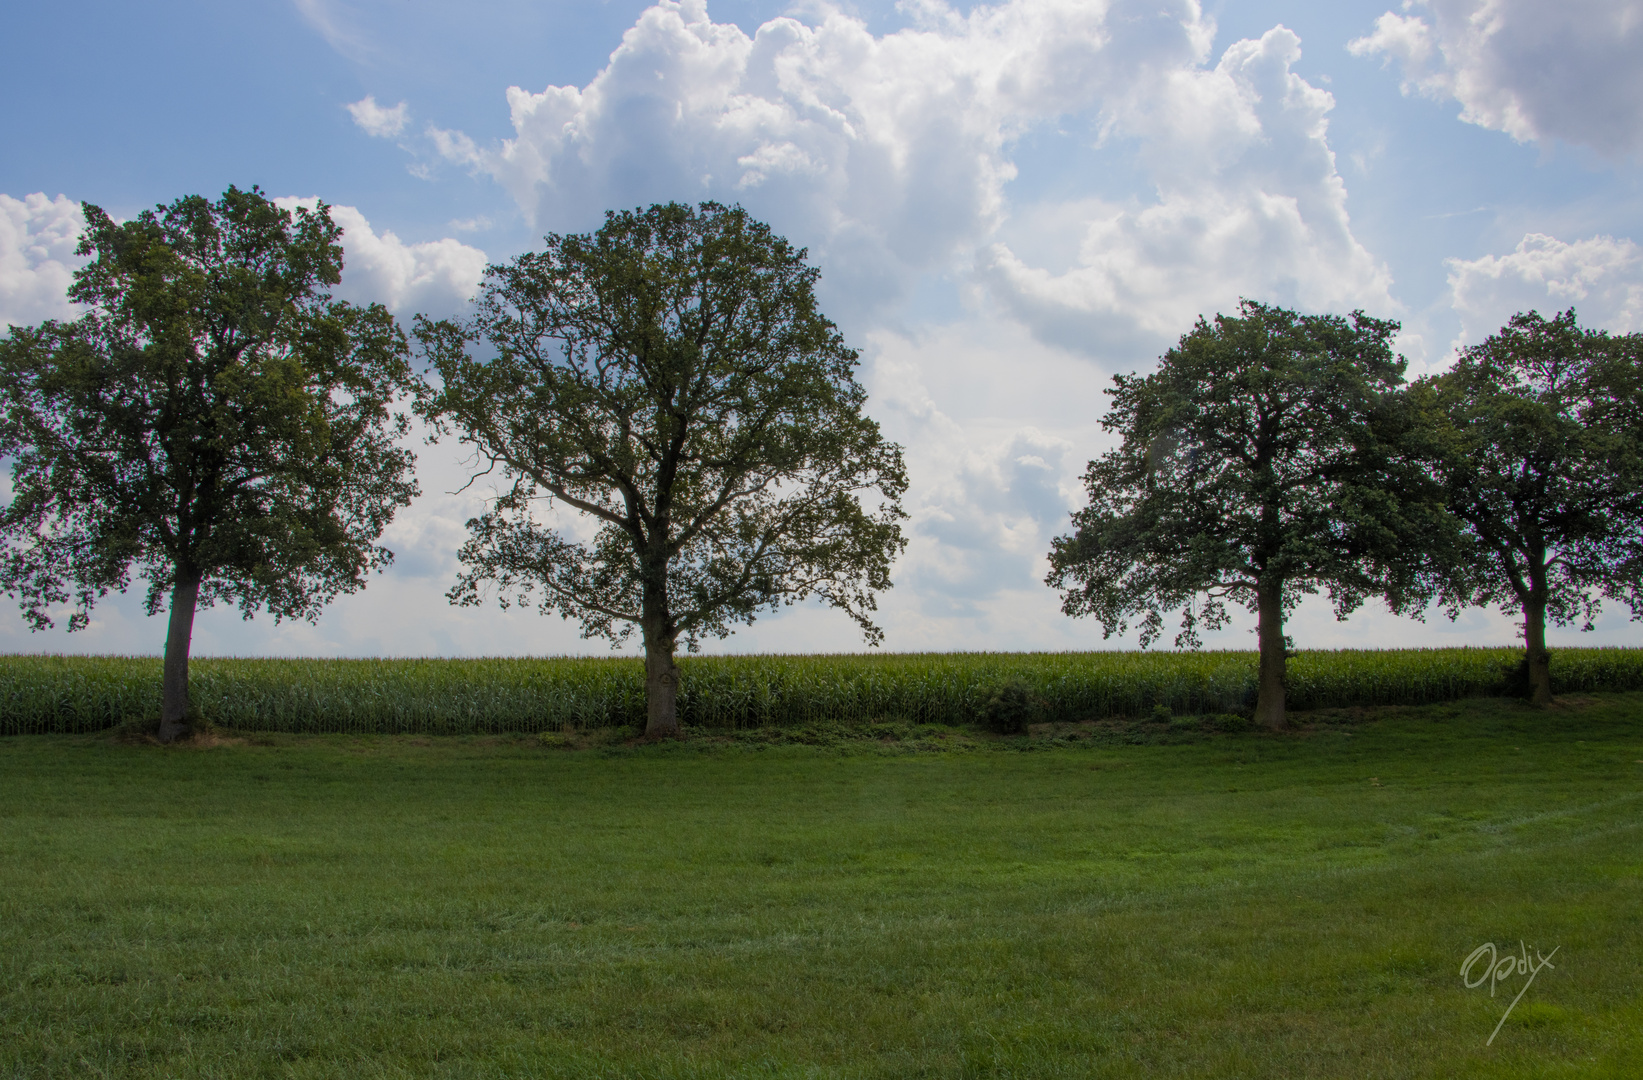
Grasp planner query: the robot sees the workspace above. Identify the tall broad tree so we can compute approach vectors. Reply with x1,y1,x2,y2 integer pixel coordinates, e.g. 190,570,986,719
0,186,419,742
415,202,907,739
1416,309,1643,705
1046,300,1435,729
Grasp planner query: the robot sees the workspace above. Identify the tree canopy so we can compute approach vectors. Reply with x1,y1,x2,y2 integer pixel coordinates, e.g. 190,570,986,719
0,186,418,741
415,201,907,738
1046,300,1433,728
1415,309,1643,704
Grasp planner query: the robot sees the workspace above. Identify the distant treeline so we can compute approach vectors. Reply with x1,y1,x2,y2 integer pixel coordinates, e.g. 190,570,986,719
4,648,1642,736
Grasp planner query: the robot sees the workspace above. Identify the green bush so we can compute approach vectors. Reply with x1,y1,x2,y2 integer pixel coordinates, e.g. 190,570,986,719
977,681,1036,734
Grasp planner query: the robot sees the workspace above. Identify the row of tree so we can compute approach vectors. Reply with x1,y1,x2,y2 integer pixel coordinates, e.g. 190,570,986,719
0,190,906,742
1047,301,1643,728
1,189,1637,741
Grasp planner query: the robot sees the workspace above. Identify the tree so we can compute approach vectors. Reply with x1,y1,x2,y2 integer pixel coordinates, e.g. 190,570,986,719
1046,300,1432,729
1416,309,1643,705
414,202,907,739
0,187,419,742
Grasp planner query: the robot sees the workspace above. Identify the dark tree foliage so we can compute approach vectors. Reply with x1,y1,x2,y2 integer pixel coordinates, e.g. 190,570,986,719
1416,309,1643,705
1046,300,1434,729
0,187,418,741
415,202,907,739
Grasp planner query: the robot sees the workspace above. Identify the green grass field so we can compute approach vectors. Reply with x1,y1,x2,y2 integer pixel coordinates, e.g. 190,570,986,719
3,696,1641,1078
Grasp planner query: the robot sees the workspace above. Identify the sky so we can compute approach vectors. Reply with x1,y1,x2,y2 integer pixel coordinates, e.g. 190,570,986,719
2,0,1642,659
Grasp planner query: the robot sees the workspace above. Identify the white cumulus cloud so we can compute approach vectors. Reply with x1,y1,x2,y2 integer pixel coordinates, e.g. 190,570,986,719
1349,0,1643,156
0,193,87,330
984,26,1395,361
430,0,1215,319
347,95,409,138
1445,232,1643,353
276,198,487,316
423,3,1389,362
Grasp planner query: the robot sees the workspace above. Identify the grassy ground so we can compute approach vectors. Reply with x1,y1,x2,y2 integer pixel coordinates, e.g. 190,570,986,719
2,696,1640,1078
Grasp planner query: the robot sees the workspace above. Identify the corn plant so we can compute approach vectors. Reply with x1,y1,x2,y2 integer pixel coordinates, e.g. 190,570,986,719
3,648,1641,736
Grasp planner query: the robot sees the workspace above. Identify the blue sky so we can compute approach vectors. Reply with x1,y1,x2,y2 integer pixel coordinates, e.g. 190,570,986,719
3,0,1642,658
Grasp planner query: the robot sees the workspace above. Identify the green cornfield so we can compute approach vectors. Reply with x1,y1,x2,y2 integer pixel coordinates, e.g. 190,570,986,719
4,647,1643,736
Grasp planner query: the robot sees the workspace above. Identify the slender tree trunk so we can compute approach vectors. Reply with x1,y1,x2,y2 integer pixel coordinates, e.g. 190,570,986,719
158,567,201,743
1254,577,1287,730
1523,588,1552,707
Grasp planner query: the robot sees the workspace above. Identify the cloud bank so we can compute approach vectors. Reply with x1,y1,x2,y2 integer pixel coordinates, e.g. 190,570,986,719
1350,0,1643,156
420,0,1391,365
431,0,1215,318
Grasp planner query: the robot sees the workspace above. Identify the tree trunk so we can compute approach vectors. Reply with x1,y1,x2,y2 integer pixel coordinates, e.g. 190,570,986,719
1523,590,1552,707
158,568,201,743
639,551,681,739
1254,577,1287,730
643,632,681,739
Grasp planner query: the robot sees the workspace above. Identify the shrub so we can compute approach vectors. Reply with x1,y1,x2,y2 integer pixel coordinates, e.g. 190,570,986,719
977,681,1036,734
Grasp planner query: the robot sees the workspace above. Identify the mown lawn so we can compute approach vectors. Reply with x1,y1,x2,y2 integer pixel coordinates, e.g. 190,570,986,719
2,696,1640,1078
